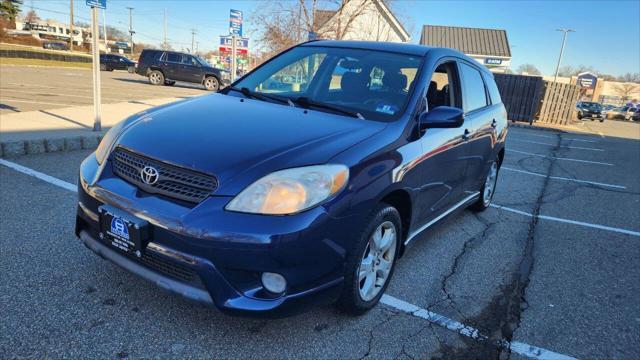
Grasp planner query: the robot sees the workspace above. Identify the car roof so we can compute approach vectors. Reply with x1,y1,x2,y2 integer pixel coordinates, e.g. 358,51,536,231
300,40,486,73
302,40,432,56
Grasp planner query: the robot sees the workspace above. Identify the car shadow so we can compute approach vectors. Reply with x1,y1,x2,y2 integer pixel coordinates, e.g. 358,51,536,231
112,77,205,91
0,103,20,112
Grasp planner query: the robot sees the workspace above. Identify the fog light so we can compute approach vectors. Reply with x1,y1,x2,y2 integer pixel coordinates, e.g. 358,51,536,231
261,272,286,294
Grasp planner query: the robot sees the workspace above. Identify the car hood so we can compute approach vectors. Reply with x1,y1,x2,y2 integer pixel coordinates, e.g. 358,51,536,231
114,94,386,195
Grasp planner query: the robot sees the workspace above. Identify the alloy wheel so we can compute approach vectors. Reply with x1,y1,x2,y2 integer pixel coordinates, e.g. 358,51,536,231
483,162,498,206
357,221,397,301
150,72,162,85
204,77,219,91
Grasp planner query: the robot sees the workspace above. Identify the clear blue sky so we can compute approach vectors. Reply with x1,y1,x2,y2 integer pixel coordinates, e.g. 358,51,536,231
29,0,640,76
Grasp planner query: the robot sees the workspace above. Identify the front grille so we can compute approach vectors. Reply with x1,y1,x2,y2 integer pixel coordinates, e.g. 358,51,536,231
138,251,198,284
112,147,217,203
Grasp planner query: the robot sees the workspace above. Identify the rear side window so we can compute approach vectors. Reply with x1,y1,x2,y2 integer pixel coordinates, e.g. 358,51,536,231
166,53,180,63
484,74,502,105
459,62,488,112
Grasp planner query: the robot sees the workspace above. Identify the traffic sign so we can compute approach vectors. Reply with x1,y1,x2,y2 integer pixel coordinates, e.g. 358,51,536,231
86,0,106,9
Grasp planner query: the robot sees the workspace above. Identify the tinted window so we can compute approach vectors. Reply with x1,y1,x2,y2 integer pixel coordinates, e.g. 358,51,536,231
427,62,461,110
459,63,488,112
166,52,180,63
484,74,502,105
181,55,198,66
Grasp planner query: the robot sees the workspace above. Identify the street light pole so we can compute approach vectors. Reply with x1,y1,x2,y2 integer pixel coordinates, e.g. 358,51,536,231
127,7,135,55
553,28,574,82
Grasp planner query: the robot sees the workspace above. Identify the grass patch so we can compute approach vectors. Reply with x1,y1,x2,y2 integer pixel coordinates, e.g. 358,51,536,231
0,57,92,69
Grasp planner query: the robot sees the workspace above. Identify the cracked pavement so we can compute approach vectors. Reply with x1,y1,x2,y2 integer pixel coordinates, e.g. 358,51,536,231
1,123,640,359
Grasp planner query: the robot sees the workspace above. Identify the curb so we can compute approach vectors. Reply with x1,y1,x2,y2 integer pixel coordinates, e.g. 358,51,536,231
0,134,103,158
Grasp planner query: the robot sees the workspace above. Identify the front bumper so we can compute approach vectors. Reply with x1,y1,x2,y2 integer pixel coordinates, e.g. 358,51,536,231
75,154,359,317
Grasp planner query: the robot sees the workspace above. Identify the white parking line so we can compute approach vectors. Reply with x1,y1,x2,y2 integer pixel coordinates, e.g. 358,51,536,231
491,204,640,237
381,295,578,360
501,166,626,189
509,131,599,143
509,139,604,152
507,149,614,166
2,158,637,359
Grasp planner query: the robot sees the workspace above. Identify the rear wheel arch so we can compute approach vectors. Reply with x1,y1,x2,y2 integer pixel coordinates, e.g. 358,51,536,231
497,147,505,168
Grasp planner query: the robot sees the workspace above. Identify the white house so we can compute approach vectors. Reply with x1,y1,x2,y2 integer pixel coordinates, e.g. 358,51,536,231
314,0,410,43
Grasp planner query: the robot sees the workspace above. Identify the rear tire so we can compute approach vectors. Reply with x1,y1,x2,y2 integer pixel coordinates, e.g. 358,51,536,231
100,63,106,71
148,70,164,86
203,76,220,91
336,204,401,315
470,160,499,212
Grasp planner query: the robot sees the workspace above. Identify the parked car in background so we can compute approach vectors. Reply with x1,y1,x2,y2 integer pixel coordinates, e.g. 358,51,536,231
77,40,507,316
43,42,68,51
100,54,136,72
600,104,616,117
135,49,230,91
606,106,636,121
576,101,604,122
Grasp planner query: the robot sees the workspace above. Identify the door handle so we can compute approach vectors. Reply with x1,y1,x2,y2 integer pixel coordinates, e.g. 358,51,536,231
462,129,470,141
491,119,497,128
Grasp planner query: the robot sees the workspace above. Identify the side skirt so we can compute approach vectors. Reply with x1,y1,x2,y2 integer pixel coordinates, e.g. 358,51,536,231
404,191,480,246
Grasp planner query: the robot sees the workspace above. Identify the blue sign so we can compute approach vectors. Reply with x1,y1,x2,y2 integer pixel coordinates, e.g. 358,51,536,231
229,9,243,36
484,58,502,65
219,36,248,48
86,0,106,9
576,72,598,89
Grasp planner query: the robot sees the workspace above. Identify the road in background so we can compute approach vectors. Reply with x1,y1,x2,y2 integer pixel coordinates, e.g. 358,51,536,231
1,126,639,359
0,65,204,115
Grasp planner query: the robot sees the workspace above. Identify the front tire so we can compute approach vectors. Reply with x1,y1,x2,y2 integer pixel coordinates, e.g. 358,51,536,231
337,204,401,315
470,160,499,212
100,63,107,71
148,70,164,86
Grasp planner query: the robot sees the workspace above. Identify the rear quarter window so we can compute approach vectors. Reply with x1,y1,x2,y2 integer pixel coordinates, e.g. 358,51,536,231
484,74,502,105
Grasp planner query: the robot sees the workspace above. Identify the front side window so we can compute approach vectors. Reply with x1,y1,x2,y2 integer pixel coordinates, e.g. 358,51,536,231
459,62,488,112
233,46,422,121
181,55,199,66
426,62,461,111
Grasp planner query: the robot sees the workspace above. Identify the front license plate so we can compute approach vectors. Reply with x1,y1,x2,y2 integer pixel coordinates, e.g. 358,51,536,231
98,205,150,256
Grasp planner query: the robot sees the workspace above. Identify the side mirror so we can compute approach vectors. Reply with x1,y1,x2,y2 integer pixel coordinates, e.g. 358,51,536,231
419,106,465,130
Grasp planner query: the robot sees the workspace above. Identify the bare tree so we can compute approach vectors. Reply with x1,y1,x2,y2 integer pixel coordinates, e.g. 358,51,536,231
617,72,640,84
24,9,38,23
516,63,541,75
251,0,408,59
613,83,639,102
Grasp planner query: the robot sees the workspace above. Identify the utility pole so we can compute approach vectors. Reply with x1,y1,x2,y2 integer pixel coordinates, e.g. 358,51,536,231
553,29,575,82
127,7,135,55
69,0,73,51
231,34,237,81
102,7,107,50
191,28,197,54
91,6,101,131
195,41,199,54
163,8,167,50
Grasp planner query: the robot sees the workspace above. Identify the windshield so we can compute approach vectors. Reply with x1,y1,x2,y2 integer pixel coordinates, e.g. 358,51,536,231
195,56,210,66
582,102,601,109
232,46,422,121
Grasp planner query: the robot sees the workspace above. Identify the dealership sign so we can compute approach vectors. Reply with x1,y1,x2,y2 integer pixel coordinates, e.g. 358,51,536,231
484,58,503,65
86,0,106,9
229,9,243,36
576,72,598,89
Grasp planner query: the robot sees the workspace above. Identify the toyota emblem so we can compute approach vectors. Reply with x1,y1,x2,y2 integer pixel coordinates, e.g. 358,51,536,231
140,166,159,185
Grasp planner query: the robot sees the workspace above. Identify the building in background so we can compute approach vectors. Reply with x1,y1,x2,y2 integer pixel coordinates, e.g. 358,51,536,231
314,0,410,43
15,18,84,47
420,25,512,73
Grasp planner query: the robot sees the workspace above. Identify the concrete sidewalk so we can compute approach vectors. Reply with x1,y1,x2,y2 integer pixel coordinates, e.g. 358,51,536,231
0,97,184,157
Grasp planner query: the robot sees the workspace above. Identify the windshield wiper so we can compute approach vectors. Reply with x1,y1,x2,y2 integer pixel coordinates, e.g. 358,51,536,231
291,97,364,119
229,86,294,106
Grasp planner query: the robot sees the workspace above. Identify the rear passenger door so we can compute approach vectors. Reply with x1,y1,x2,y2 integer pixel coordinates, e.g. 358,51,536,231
162,52,181,80
178,54,203,83
457,61,497,193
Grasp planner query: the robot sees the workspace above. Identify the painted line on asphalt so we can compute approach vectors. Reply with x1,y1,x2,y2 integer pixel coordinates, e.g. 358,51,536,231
501,166,625,189
0,158,77,192
507,149,614,166
491,204,640,237
381,295,578,360
509,131,599,143
509,139,604,152
0,158,633,358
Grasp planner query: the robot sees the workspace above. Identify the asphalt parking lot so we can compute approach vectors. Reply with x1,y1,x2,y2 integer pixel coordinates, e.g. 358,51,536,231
1,122,639,359
0,66,204,115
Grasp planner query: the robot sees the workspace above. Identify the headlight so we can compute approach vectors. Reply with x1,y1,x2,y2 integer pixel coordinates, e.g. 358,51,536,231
225,165,349,215
95,120,126,164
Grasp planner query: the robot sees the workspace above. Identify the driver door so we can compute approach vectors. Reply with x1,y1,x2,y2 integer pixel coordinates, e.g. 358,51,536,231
178,54,202,83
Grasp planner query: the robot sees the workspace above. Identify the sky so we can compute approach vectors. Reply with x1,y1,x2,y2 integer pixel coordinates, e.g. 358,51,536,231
26,0,640,77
